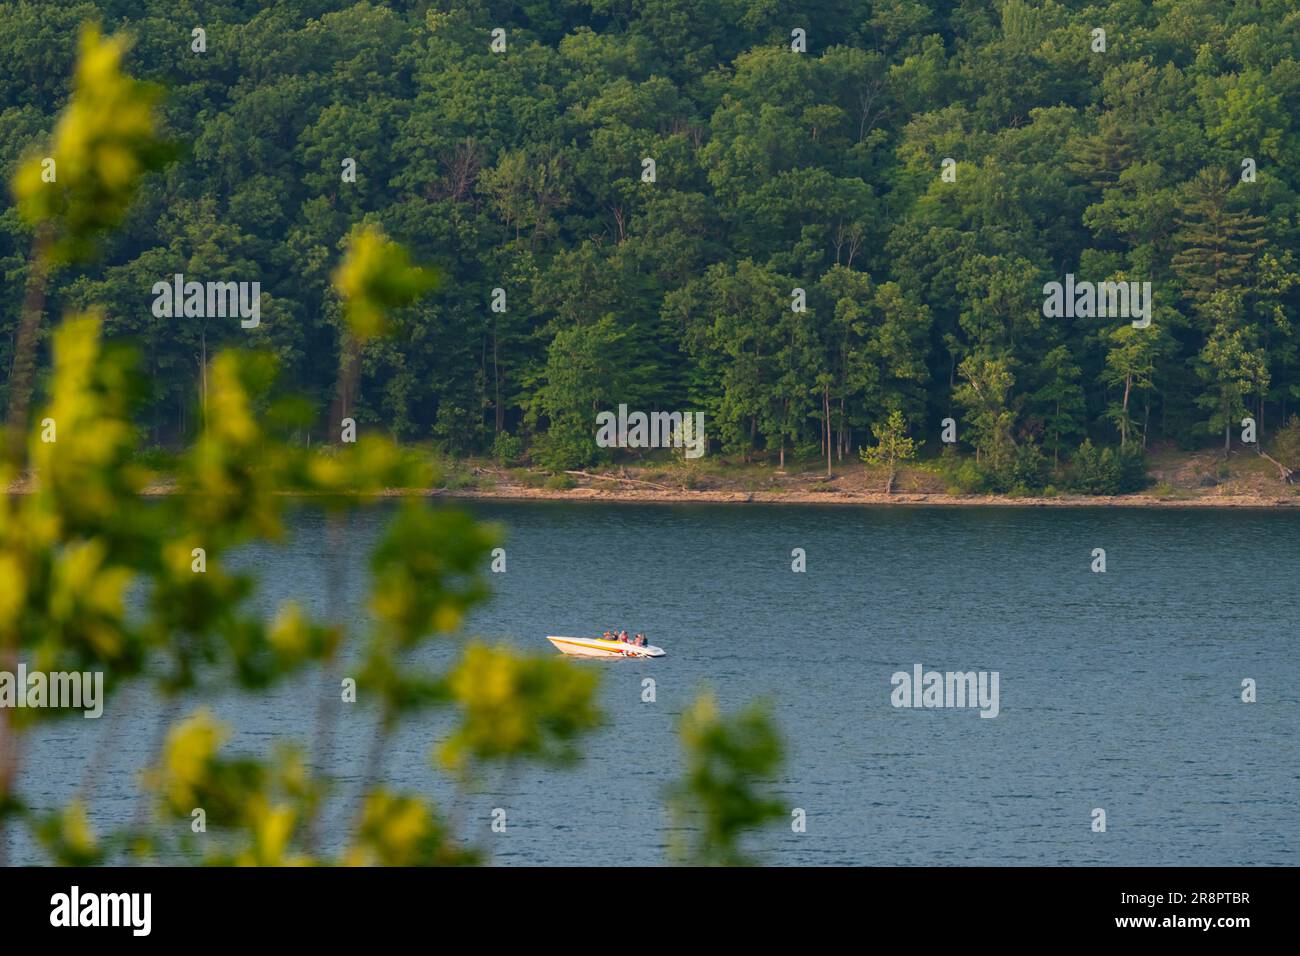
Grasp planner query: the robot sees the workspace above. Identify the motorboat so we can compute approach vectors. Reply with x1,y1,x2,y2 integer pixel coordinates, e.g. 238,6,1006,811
546,635,665,659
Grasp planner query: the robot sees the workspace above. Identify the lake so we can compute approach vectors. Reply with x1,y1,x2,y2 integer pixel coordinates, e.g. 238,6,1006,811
13,501,1298,865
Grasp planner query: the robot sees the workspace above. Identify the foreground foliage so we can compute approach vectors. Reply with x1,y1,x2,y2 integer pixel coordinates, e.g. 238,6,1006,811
0,26,786,866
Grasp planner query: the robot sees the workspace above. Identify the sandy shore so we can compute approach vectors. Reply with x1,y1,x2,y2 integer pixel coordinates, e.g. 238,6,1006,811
12,486,1296,508
10,476,1297,508
427,485,1298,508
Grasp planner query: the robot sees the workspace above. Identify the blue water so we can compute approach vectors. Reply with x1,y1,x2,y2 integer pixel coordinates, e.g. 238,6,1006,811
13,502,1299,865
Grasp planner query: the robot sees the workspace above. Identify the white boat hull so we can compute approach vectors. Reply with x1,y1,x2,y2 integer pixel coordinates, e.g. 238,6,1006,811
547,636,665,659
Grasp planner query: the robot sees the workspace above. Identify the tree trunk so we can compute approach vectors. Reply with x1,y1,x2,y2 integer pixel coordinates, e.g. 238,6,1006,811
565,470,673,490
1120,373,1131,446
824,386,832,477
493,324,503,433
838,394,846,461
1257,449,1295,484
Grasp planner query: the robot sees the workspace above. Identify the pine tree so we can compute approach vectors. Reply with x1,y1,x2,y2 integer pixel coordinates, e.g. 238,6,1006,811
1171,169,1266,320
1197,315,1270,457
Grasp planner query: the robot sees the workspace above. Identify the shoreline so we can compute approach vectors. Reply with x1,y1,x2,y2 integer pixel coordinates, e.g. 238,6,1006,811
11,462,1298,509
6,483,1296,509
425,486,1298,508
103,483,1300,508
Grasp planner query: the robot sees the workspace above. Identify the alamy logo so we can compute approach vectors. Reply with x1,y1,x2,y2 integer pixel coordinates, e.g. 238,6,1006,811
1042,274,1151,328
595,404,706,459
890,664,1000,718
50,886,151,936
0,665,103,718
151,273,261,328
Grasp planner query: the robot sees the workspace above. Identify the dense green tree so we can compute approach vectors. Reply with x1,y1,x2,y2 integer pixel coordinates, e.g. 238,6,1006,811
1,0,1296,481
954,353,1017,473
1197,309,1270,456
1032,344,1086,465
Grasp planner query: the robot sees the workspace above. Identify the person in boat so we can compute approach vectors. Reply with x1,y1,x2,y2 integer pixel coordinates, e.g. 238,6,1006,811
619,630,629,642
603,630,613,641
635,633,646,646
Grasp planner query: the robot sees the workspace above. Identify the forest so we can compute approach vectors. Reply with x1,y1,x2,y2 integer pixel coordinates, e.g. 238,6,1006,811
3,0,1299,493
